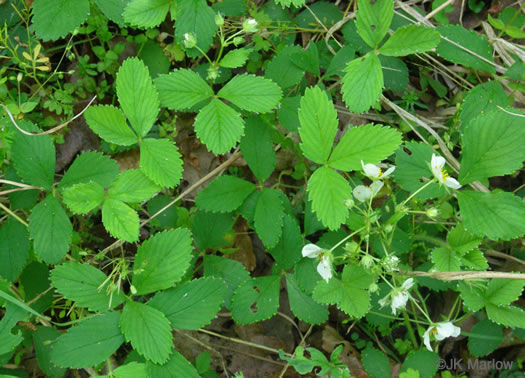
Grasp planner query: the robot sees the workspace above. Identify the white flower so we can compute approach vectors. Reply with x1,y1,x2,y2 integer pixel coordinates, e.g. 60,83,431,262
423,321,461,351
431,154,461,189
353,180,384,202
379,278,414,315
302,244,332,283
361,160,395,180
242,18,258,33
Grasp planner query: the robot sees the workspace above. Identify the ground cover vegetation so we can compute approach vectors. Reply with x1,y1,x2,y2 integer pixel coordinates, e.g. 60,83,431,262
1,0,525,376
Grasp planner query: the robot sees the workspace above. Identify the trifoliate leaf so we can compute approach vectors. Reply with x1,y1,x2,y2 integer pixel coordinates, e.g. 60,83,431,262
29,196,72,264
0,218,30,282
155,69,213,111
194,99,244,154
484,279,525,306
313,264,372,318
217,74,282,113
307,166,351,230
50,262,126,312
431,248,461,272
150,277,227,330
298,86,338,165
102,199,139,242
232,275,281,324
459,108,525,185
63,181,105,214
196,175,255,213
131,228,193,295
120,301,172,364
459,81,507,131
123,0,170,29
203,255,250,309
254,188,284,249
380,25,440,56
220,48,253,68
59,151,119,189
286,274,328,325
84,105,138,146
436,25,496,74
458,191,525,241
108,169,160,203
51,312,124,368
342,53,384,113
468,320,503,358
12,121,55,190
269,214,302,270
139,138,183,188
328,124,401,171
175,0,217,58
32,0,89,41
240,117,276,183
355,0,393,48
486,304,525,328
116,58,160,137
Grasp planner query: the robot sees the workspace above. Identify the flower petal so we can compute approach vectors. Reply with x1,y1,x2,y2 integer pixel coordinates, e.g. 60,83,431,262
370,180,384,197
435,322,461,340
362,161,381,179
382,166,396,178
401,278,414,290
444,177,462,190
391,292,409,314
302,243,322,258
317,256,332,282
423,326,434,351
353,185,372,202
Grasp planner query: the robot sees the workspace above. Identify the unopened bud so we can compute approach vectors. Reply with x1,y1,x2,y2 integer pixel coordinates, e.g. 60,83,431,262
242,18,258,33
207,65,219,81
361,254,374,269
215,13,224,27
130,285,137,295
426,208,439,218
233,36,245,46
183,33,197,49
16,73,22,82
369,283,379,293
344,198,354,209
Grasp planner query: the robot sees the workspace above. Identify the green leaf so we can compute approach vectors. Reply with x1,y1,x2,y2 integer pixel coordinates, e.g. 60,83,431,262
0,218,30,282
155,69,213,111
459,109,525,184
328,123,401,171
50,262,126,312
196,175,255,213
192,210,234,251
150,277,227,330
232,275,281,324
33,327,67,378
175,0,217,57
269,214,303,270
355,0,393,48
59,151,119,189
112,362,148,378
92,0,129,25
468,320,503,358
51,312,124,368
220,48,253,68
274,0,305,7
123,0,170,28
240,117,276,183
254,188,284,249
400,350,439,378
342,53,384,113
32,0,89,41
307,166,351,230
485,304,525,329
458,191,525,241
218,74,282,113
380,55,409,92
102,199,139,242
120,301,172,364
132,228,193,295
84,105,138,146
12,121,55,190
448,223,482,254
459,81,507,131
436,25,496,74
139,40,171,77
116,58,160,137
140,138,183,188
0,302,26,355
362,347,391,378
313,265,372,318
108,169,160,203
394,141,447,200
485,279,525,306
380,25,440,56
29,196,72,264
194,98,244,154
63,181,105,214
431,248,461,271
298,86,338,165
460,249,488,270
458,282,486,312
203,255,250,309
286,274,328,325
265,45,305,89
147,350,199,378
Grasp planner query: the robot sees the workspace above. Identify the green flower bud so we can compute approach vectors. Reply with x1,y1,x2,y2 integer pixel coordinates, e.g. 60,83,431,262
233,36,245,46
215,13,224,27
242,18,258,33
183,33,197,49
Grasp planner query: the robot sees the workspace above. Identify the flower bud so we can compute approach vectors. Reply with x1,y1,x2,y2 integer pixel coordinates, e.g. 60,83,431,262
233,36,245,46
130,285,137,295
16,73,22,82
183,33,197,49
207,65,219,81
361,254,374,269
426,208,439,218
344,198,354,209
369,283,379,293
242,18,258,33
215,13,224,27
384,224,394,233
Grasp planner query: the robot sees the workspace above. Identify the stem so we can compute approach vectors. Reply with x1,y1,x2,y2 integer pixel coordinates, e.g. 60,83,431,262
400,178,437,207
329,226,366,253
402,310,419,348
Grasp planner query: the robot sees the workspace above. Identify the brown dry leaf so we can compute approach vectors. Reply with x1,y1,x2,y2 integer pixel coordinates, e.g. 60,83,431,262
114,148,140,171
322,325,368,377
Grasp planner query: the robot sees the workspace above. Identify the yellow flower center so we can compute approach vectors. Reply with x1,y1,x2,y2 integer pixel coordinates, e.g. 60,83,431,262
441,168,449,180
